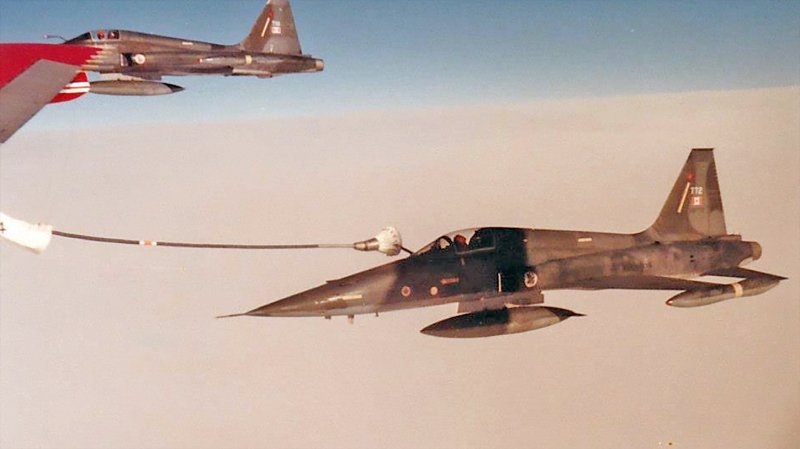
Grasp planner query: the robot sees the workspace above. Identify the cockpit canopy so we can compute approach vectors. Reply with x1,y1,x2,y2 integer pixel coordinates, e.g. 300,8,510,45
66,30,121,43
414,228,497,258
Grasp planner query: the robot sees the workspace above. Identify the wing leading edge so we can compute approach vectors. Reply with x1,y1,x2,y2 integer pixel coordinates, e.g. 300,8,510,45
563,270,785,308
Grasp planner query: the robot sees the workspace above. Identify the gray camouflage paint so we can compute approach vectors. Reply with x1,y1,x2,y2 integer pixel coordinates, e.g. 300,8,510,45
228,150,784,338
64,0,323,94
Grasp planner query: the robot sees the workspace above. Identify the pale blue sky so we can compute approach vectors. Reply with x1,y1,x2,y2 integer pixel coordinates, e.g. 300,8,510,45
0,0,798,129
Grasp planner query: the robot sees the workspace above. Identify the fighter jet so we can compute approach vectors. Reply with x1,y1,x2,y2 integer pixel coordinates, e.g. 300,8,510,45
222,149,786,338
59,0,323,96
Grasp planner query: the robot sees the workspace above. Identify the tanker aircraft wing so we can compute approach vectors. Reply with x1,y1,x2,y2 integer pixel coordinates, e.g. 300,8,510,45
0,44,99,143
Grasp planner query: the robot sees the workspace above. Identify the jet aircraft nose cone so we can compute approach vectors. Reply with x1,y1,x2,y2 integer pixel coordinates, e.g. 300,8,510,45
315,59,324,71
246,294,318,317
165,83,184,93
550,308,585,319
243,284,347,317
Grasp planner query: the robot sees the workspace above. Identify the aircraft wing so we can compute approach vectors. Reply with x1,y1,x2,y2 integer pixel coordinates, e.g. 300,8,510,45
454,275,720,312
569,275,721,291
0,44,99,143
455,272,765,313
576,268,787,290
703,267,787,281
456,290,544,313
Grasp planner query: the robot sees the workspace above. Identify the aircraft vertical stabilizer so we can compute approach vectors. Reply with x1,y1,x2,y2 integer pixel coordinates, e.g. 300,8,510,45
642,148,727,241
240,0,303,55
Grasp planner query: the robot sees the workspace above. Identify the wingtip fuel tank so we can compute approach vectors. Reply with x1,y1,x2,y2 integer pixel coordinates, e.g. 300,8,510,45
666,275,785,308
420,306,584,338
89,80,184,96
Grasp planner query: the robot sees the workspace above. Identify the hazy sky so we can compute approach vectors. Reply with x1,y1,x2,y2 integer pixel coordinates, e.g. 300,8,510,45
1,1,799,449
0,0,798,128
2,87,798,449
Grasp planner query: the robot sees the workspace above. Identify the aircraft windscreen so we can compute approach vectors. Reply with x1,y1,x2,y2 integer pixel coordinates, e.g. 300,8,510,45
75,30,120,41
66,32,92,44
413,229,495,257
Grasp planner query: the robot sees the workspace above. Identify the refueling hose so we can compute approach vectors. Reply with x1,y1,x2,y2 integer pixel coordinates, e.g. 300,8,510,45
51,230,353,250
1,211,408,255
